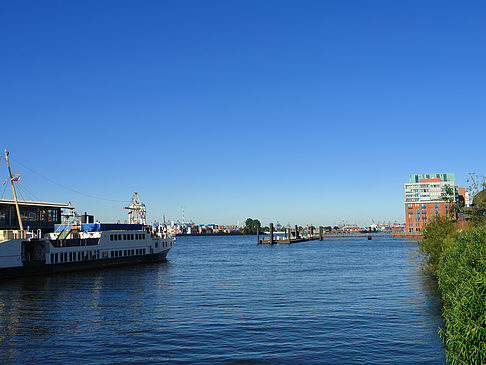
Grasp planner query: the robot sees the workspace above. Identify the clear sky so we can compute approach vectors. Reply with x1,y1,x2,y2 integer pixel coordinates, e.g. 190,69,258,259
1,1,485,226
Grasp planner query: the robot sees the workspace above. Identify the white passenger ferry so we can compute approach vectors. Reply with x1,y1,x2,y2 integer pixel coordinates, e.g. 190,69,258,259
0,150,174,279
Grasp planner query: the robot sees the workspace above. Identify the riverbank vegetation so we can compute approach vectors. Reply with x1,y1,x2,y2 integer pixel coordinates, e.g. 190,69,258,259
241,218,267,235
419,178,486,364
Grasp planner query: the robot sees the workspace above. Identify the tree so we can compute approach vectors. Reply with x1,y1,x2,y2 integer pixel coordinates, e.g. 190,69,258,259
466,173,486,227
241,218,262,235
442,185,460,216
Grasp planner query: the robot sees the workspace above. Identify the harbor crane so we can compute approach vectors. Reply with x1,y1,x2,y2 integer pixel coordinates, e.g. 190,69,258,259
124,192,146,225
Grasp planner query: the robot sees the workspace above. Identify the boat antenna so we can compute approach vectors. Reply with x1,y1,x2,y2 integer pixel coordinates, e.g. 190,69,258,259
4,149,23,231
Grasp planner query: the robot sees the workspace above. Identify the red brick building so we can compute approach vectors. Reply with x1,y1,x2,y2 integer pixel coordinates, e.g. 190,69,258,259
404,173,462,233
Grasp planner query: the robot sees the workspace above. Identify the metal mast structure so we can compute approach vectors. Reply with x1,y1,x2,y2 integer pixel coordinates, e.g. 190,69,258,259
124,192,146,225
4,149,23,231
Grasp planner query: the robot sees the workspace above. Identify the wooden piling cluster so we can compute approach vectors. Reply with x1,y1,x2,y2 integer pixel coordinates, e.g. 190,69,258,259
258,224,325,244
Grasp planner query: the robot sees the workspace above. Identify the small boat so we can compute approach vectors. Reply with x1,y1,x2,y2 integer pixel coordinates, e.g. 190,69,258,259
0,149,174,279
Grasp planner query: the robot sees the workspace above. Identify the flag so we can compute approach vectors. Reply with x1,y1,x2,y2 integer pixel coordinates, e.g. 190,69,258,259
11,175,20,182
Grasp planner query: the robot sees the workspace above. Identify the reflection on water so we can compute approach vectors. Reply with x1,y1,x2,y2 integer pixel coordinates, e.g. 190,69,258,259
0,237,446,364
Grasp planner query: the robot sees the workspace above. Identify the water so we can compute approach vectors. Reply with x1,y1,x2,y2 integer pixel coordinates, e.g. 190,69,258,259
0,236,446,364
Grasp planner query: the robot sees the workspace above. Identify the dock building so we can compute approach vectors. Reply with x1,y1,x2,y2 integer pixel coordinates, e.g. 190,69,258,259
0,199,74,233
404,173,465,233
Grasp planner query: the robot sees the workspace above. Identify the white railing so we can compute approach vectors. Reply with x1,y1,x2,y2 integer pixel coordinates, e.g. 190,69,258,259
0,229,37,242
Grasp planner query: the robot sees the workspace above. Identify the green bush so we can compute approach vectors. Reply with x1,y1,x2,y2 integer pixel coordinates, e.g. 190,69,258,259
437,226,486,364
419,216,456,275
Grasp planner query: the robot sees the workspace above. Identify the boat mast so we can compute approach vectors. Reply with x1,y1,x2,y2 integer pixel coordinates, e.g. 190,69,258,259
4,149,23,231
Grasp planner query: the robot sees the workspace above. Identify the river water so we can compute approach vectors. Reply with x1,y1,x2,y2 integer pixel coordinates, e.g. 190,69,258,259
0,235,446,364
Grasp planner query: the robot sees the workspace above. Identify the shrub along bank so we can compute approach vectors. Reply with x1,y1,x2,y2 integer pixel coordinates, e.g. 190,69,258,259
420,221,486,364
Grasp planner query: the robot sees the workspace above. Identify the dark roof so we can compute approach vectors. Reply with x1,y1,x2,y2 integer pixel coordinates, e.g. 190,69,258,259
0,199,74,209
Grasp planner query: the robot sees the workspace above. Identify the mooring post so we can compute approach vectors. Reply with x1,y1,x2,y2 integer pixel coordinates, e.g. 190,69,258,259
319,226,323,240
269,223,274,244
310,225,314,237
295,225,299,239
257,228,260,244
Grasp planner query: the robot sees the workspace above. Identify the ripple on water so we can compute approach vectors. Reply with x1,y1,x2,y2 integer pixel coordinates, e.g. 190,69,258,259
0,236,445,364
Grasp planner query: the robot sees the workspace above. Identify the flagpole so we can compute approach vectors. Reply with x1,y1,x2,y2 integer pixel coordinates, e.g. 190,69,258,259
4,149,23,231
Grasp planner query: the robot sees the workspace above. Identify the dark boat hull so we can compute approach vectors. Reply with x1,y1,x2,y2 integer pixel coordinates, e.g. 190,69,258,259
0,251,168,280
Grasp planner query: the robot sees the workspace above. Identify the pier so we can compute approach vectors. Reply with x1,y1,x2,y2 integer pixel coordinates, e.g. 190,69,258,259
258,224,325,244
258,223,421,244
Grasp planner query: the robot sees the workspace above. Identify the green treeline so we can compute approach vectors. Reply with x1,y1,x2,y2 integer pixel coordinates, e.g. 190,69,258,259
419,181,486,364
241,218,263,235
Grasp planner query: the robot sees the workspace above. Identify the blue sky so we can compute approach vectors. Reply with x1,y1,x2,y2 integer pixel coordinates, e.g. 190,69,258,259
1,1,485,226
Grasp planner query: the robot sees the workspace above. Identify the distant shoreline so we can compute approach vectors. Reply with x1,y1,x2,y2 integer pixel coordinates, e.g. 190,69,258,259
176,231,243,236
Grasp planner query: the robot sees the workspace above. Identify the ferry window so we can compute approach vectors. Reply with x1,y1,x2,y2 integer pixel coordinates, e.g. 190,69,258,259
124,250,127,256
111,251,114,258
110,234,113,241
51,254,54,263
130,234,134,240
118,235,122,240
143,249,146,254
142,234,145,239
123,234,126,240
135,234,139,240
155,242,158,248
131,250,134,255
55,253,58,263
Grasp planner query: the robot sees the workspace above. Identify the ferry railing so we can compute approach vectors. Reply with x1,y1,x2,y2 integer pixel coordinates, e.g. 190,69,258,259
0,230,36,241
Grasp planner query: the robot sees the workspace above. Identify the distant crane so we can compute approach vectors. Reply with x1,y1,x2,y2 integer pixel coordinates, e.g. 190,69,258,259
123,192,146,225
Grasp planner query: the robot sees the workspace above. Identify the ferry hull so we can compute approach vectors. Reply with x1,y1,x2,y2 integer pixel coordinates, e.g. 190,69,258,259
0,251,169,280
